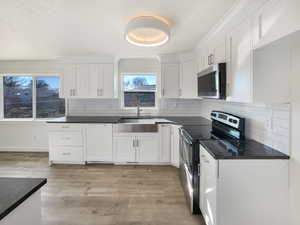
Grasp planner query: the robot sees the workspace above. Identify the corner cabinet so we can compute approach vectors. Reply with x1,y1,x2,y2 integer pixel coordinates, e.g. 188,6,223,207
199,145,289,225
60,63,114,98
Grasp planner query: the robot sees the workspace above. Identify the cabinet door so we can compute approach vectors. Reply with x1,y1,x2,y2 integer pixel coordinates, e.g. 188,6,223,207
227,18,253,103
89,64,103,98
162,64,180,98
171,125,180,168
102,64,114,98
159,125,171,163
214,39,226,64
137,135,159,163
180,61,197,98
75,64,89,97
86,124,113,162
62,64,76,98
114,137,136,163
200,146,218,225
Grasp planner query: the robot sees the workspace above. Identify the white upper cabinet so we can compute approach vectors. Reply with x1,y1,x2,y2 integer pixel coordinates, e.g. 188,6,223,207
76,64,90,97
61,64,76,98
161,63,180,98
198,40,226,72
227,18,253,103
89,64,114,98
252,0,300,50
180,61,197,98
60,63,114,98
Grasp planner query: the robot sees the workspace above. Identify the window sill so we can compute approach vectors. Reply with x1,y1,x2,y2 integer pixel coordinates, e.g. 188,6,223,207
0,117,66,123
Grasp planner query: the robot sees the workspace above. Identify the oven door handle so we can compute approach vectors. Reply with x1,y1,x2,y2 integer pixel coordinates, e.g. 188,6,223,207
180,133,193,146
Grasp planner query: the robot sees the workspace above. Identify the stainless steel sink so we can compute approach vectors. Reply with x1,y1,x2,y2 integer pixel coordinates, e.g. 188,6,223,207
116,118,158,133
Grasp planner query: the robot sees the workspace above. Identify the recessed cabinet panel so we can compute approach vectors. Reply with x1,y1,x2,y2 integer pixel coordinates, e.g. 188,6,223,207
61,63,114,98
162,63,180,98
138,136,159,163
227,18,253,103
76,64,89,97
181,61,197,98
62,64,76,98
159,125,171,163
86,124,113,162
102,64,114,98
114,137,136,163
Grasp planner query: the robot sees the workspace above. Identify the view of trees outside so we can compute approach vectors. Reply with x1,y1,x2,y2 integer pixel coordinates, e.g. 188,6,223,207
3,76,65,119
36,77,65,118
3,76,33,118
123,75,156,107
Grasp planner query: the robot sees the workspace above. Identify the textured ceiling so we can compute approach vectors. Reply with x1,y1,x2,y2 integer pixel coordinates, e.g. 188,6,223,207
0,0,236,60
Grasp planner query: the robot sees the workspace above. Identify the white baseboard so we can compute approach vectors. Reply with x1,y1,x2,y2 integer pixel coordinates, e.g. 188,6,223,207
0,147,49,152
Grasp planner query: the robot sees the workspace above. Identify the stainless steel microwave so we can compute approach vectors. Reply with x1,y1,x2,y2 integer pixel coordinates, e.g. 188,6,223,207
197,63,226,99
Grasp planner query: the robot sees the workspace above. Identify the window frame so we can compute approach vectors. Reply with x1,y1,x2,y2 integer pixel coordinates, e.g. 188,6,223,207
0,74,66,121
120,73,158,110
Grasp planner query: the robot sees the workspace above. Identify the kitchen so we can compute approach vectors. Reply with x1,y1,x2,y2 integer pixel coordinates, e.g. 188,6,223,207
0,0,299,225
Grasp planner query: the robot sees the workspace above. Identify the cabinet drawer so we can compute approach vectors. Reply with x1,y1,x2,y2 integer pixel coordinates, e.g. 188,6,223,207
50,147,83,162
47,124,84,132
49,132,83,146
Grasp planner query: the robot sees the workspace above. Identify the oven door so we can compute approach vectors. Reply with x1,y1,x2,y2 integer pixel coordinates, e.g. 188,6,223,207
179,130,196,213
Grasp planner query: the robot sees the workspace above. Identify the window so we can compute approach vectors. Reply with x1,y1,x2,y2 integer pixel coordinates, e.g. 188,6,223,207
123,74,157,108
3,76,33,118
36,77,65,118
3,76,65,119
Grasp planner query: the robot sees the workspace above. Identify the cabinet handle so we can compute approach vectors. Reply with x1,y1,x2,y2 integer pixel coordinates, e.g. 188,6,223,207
162,88,165,96
204,159,210,164
133,139,135,147
62,152,71,156
137,139,139,147
73,89,76,96
179,89,182,97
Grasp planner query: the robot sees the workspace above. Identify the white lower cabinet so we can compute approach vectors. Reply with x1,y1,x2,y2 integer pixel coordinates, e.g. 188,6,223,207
48,124,85,164
113,134,159,164
199,144,289,225
113,136,136,163
86,124,113,162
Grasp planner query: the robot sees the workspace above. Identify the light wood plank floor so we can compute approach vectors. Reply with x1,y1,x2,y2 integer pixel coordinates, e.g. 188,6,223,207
0,152,205,225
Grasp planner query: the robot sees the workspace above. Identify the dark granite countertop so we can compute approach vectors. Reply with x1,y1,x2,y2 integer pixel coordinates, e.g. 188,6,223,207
47,116,211,126
0,178,47,221
200,139,290,160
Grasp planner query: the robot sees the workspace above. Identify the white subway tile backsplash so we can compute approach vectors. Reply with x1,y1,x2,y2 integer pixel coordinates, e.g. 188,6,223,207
68,98,290,155
199,100,290,155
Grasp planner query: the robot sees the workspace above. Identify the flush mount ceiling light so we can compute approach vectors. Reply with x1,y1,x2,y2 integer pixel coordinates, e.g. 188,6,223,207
125,16,170,47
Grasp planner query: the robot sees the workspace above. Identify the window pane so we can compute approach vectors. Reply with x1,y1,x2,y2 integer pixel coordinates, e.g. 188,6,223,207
124,75,156,91
124,92,155,107
36,77,65,118
3,76,33,118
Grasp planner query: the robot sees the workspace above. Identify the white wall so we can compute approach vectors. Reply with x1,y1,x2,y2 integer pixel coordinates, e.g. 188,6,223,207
289,31,300,225
0,60,58,152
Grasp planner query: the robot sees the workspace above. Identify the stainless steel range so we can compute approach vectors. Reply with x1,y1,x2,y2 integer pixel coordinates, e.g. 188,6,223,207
179,111,245,214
